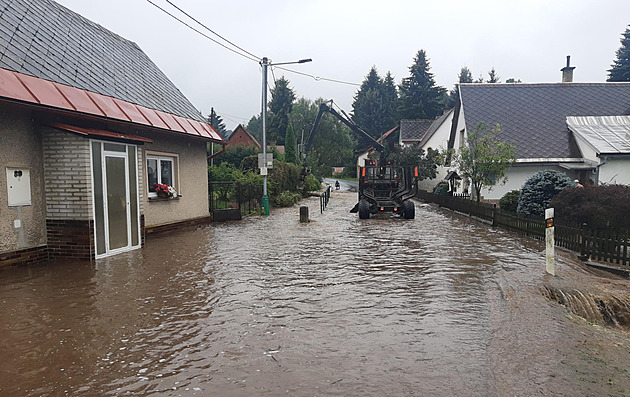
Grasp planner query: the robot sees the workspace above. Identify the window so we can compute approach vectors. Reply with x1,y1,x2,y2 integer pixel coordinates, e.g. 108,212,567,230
147,153,178,198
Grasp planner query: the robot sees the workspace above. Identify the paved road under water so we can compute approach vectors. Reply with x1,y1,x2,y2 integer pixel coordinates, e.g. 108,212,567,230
2,190,630,396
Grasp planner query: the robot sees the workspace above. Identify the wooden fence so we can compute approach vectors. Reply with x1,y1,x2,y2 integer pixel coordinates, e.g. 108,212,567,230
416,190,629,267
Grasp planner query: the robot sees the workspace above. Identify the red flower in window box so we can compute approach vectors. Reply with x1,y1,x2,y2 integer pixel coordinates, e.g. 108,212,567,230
155,183,177,198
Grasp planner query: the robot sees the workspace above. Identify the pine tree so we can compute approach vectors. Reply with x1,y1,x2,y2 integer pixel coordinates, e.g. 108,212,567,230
608,25,630,82
285,124,297,164
448,66,474,107
397,50,447,120
487,67,501,83
208,107,227,137
352,67,399,139
382,72,399,130
268,77,296,145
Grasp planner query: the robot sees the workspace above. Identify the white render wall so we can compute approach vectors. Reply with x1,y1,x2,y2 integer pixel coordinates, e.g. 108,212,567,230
480,164,577,200
599,158,630,185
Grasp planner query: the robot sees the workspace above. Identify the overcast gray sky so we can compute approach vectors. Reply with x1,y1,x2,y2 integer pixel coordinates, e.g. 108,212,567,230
56,0,630,130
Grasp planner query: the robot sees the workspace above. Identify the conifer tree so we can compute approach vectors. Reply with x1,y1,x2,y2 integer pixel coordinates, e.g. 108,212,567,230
448,66,474,107
351,67,398,138
397,50,447,120
268,77,296,144
608,25,630,82
208,107,227,137
487,67,501,83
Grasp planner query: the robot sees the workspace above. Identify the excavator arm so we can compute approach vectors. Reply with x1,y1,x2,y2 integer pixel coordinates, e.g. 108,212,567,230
301,100,384,168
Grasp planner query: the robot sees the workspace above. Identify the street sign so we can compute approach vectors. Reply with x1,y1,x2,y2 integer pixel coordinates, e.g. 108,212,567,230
258,153,273,169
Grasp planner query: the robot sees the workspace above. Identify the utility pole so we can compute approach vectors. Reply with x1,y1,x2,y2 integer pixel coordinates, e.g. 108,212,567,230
259,56,311,216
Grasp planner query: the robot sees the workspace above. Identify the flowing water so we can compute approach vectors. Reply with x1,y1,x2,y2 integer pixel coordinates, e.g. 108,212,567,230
1,191,630,396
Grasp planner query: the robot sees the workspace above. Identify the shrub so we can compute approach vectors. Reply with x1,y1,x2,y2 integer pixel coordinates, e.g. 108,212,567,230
499,190,520,212
303,174,321,193
273,191,301,207
517,170,572,216
433,181,449,196
215,145,259,168
550,184,630,233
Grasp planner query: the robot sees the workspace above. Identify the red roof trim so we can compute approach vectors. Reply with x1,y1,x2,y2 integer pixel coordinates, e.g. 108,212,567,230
48,122,153,143
0,67,223,143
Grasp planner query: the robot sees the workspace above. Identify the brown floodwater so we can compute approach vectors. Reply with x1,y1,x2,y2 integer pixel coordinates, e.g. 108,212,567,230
2,191,630,396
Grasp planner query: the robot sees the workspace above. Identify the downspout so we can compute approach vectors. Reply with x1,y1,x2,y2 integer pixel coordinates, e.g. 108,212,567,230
207,142,227,161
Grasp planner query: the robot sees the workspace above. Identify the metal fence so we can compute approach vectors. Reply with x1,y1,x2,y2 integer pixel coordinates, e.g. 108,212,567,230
320,186,332,213
416,190,629,267
209,181,263,221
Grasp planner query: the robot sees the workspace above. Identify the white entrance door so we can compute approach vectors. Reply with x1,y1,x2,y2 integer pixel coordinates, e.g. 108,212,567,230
91,141,140,258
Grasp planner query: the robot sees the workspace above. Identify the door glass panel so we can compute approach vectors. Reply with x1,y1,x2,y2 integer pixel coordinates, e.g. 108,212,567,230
92,142,106,255
147,158,158,192
128,146,139,247
106,156,128,250
160,159,173,186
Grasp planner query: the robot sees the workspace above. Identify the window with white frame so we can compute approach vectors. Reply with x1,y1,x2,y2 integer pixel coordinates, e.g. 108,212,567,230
147,153,178,198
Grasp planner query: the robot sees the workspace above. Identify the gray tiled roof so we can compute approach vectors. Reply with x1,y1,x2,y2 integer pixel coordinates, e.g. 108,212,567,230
400,119,434,141
459,83,630,159
0,0,206,122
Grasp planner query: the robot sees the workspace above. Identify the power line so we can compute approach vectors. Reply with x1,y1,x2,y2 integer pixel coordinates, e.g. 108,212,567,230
275,66,360,86
164,0,260,61
145,0,259,63
146,0,361,87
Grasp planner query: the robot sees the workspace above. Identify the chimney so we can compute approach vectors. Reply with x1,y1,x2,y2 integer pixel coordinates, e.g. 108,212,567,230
561,55,575,82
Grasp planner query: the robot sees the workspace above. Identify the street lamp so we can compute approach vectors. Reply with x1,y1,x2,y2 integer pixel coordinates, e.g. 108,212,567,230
260,56,312,216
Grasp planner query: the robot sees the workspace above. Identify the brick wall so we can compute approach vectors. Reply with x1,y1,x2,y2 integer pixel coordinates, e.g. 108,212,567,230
46,219,94,260
42,130,92,219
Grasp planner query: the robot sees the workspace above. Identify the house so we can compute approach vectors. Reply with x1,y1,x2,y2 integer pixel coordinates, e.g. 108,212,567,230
356,126,398,176
0,0,224,266
399,111,454,192
566,116,630,185
226,124,261,149
452,81,630,200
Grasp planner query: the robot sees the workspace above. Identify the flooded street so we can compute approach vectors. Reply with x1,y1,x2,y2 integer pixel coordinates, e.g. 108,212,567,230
2,191,630,396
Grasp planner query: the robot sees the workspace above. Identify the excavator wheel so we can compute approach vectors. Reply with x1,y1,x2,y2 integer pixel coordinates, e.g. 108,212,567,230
402,200,415,219
358,199,370,219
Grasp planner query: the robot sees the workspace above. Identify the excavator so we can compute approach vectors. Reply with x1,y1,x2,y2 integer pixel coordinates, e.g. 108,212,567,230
301,100,420,219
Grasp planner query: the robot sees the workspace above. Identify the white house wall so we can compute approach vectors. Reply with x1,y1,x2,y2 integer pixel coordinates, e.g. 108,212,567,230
599,158,630,185
480,164,576,200
573,134,597,163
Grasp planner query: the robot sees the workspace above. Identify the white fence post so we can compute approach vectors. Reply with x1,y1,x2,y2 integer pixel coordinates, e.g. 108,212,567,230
545,208,555,276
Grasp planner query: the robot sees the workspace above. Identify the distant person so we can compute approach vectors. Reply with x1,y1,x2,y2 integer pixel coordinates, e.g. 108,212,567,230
574,179,583,188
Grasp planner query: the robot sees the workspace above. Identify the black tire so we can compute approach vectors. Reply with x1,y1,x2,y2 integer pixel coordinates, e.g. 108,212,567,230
358,199,370,219
402,200,415,219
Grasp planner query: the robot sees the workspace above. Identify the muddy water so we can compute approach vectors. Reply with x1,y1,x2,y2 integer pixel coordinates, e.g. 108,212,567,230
1,191,630,396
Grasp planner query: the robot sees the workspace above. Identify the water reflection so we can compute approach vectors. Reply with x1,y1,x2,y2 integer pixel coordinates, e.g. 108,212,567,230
1,193,549,396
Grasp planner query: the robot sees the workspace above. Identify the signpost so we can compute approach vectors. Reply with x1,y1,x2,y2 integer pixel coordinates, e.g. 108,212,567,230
545,208,555,276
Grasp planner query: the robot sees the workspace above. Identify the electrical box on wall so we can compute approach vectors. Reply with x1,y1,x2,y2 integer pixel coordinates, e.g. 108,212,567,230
6,168,31,206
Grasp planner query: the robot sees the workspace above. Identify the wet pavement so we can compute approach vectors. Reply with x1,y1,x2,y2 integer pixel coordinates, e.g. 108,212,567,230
1,190,630,396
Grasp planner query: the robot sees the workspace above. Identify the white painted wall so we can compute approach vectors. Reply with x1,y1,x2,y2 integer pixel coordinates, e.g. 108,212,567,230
599,158,630,185
480,164,577,200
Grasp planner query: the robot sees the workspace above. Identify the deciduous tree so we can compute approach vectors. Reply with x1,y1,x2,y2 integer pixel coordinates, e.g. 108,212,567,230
455,123,516,201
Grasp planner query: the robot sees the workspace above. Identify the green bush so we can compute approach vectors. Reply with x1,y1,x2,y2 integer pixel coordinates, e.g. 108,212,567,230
273,191,301,207
517,170,572,216
433,181,449,196
215,145,259,168
499,190,520,212
304,174,321,192
208,162,237,182
550,184,630,233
